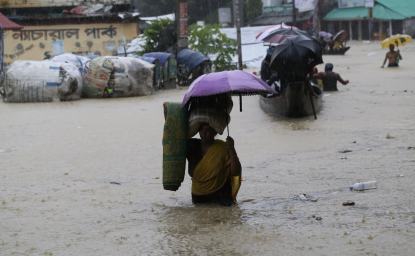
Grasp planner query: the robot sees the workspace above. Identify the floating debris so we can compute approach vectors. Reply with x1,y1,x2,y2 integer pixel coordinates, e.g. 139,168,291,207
63,173,68,175
338,150,353,153
342,201,355,206
386,134,395,139
110,182,121,185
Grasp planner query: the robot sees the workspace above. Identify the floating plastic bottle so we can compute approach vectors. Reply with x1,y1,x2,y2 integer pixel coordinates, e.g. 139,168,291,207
350,181,377,191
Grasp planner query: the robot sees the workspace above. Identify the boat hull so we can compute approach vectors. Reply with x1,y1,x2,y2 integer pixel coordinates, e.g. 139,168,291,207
322,47,350,55
259,84,323,117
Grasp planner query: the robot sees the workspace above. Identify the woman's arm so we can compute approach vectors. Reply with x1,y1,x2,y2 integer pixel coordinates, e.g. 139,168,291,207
226,136,242,176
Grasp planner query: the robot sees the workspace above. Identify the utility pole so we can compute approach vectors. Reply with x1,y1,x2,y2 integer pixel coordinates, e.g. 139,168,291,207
233,0,243,70
368,8,373,41
176,0,188,53
292,0,297,27
313,0,320,38
366,0,374,41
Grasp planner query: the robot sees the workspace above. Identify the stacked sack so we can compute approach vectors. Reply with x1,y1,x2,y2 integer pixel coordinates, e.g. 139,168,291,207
2,60,80,102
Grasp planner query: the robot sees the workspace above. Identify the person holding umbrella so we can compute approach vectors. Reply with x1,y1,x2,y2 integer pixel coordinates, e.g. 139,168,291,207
381,44,402,68
178,70,277,205
187,123,242,206
261,48,273,82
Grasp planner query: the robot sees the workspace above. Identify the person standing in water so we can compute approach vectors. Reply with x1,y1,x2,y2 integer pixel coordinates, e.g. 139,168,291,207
381,44,402,68
313,63,349,91
186,123,242,206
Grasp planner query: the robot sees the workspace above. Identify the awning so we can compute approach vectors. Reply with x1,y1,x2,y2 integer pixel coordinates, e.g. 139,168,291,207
0,12,23,30
376,0,415,19
373,4,406,20
325,3,411,21
324,7,368,20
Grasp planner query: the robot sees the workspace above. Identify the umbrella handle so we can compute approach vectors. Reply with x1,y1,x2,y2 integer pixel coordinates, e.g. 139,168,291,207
225,93,229,136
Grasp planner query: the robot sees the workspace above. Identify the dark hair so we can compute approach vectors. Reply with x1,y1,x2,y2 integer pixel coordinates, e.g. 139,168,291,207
265,54,271,62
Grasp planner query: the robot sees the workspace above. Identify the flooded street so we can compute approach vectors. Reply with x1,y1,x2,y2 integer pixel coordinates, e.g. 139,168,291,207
1,42,415,255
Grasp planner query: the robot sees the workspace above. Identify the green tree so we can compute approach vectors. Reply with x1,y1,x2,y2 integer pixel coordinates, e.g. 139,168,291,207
138,18,175,55
188,23,237,72
245,0,263,22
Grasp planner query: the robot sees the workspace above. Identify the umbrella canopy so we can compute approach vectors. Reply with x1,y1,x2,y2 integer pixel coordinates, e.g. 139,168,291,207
333,30,349,42
270,35,323,81
263,34,296,46
381,34,412,48
181,70,277,109
256,23,298,42
262,28,311,42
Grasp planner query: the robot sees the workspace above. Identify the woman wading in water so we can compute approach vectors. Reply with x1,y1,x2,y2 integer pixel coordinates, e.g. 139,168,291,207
186,123,242,206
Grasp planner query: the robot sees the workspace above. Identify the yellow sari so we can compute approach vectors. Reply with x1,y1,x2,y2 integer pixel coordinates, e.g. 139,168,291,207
191,139,241,201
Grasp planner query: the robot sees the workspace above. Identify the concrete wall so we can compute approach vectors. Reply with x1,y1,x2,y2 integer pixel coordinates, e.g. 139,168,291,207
4,22,138,63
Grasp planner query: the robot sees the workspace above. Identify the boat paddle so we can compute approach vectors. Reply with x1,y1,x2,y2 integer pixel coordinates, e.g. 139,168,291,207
308,82,317,120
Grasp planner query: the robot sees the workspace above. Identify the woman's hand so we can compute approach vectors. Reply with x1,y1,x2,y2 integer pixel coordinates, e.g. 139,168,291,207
226,136,235,150
226,136,241,176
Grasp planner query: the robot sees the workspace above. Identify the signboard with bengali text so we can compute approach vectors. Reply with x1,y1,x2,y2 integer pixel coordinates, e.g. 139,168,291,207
263,5,293,15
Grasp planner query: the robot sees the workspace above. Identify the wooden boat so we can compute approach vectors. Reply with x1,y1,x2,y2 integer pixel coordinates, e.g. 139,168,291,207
323,47,350,55
259,82,323,117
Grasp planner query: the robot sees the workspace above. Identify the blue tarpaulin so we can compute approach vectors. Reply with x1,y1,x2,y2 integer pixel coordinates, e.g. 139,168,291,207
142,52,172,66
177,49,210,71
133,56,157,64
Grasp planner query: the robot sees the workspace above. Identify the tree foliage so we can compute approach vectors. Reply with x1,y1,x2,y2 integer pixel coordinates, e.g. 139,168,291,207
245,0,263,22
138,18,175,55
188,23,237,72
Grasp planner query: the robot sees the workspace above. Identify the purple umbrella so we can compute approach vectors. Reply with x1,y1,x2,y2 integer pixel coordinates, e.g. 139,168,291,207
319,31,332,38
181,70,277,135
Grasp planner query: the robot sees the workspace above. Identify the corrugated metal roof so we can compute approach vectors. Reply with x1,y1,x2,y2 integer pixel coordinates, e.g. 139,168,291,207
0,12,23,30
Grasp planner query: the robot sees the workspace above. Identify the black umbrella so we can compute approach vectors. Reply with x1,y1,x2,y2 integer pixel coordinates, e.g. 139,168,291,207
270,35,323,81
270,35,324,120
262,27,312,42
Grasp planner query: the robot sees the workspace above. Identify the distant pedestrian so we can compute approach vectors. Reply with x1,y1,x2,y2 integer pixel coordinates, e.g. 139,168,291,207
313,63,349,91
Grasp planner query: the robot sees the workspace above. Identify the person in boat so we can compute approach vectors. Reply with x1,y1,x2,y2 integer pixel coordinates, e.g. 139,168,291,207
313,63,349,91
261,49,272,82
327,37,335,52
267,67,282,94
186,123,242,206
381,44,402,68
319,37,328,52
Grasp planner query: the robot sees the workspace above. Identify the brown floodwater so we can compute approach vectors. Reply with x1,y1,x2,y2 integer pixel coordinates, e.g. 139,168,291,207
1,42,415,255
